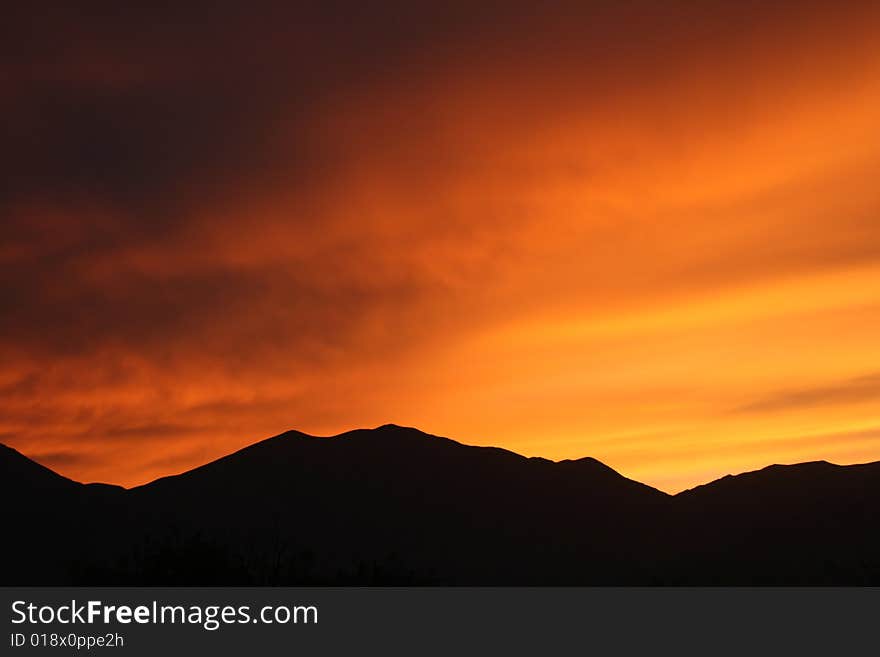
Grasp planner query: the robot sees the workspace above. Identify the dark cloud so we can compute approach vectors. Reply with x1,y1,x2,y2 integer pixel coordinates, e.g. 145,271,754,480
1,1,843,211
2,82,291,215
737,373,880,414
26,449,91,467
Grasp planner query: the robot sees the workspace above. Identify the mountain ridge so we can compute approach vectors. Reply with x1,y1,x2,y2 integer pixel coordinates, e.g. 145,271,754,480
3,424,879,585
7,424,876,493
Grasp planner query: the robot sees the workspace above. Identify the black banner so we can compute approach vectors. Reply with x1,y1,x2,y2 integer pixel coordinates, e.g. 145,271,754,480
2,588,877,655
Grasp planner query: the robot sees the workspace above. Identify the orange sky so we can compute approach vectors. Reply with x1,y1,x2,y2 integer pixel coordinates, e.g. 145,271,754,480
3,2,880,492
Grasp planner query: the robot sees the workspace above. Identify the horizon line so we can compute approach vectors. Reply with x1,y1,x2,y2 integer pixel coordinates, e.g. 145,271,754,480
3,423,876,496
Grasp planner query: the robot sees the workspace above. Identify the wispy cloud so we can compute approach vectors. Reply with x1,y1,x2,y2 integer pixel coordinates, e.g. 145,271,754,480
736,373,880,414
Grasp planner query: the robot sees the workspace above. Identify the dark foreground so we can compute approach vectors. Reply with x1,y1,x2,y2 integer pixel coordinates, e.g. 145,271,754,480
3,425,879,585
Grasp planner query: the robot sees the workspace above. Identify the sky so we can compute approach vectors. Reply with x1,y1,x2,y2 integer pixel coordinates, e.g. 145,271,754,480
2,1,880,492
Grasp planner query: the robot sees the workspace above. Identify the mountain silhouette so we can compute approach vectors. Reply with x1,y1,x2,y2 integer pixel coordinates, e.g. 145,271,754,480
2,425,878,584
670,460,880,584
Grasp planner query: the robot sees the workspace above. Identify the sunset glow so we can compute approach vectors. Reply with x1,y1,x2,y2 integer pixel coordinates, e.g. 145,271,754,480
3,2,880,491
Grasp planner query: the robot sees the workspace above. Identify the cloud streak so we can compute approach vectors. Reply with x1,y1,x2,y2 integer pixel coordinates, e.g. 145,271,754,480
737,374,880,415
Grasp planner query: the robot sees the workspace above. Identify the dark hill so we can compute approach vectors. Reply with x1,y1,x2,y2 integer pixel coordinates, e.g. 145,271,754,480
0,443,79,495
125,425,669,584
667,460,880,584
1,444,126,583
2,425,878,584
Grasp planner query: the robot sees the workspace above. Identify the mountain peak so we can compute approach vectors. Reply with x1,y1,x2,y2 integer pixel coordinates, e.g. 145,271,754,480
341,424,439,443
373,423,421,432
